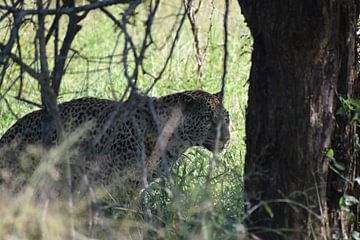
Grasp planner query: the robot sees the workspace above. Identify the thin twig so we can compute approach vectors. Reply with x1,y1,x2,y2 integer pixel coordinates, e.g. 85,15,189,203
13,96,42,108
185,0,205,80
145,0,191,94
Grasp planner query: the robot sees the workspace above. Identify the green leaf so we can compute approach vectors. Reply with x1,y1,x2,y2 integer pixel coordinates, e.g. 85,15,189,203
339,196,345,208
344,195,359,206
346,98,360,108
263,202,274,218
326,149,334,159
339,98,360,114
339,196,351,212
327,149,346,172
352,231,360,240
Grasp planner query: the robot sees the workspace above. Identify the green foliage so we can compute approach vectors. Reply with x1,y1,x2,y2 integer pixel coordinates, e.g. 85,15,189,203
0,1,251,239
327,148,346,172
335,97,360,240
337,97,360,123
341,195,360,207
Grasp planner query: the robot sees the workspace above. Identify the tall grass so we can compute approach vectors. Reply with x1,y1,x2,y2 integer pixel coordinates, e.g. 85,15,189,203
0,1,251,239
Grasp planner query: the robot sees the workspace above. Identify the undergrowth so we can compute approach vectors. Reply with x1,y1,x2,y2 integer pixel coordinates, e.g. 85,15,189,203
0,1,251,239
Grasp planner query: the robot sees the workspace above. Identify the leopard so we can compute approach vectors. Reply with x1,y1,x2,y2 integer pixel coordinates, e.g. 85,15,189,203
0,90,230,200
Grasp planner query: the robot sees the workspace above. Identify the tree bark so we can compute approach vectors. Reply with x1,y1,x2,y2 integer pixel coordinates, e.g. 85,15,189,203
238,0,359,239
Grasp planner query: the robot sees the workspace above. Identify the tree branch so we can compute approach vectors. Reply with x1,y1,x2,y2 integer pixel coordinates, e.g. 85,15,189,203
51,4,86,96
0,0,134,15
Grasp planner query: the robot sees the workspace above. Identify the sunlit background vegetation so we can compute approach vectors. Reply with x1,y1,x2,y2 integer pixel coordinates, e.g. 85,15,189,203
0,1,252,238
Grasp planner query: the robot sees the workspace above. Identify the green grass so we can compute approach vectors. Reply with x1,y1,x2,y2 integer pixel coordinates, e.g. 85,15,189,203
0,1,251,239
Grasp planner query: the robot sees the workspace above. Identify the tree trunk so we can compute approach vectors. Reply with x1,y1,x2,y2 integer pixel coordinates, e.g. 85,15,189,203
238,0,359,239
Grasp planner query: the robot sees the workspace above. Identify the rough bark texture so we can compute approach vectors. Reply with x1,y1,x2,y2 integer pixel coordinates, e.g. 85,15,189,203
238,0,359,239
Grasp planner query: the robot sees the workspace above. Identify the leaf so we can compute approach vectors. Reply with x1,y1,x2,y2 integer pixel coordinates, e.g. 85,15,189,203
352,231,360,240
339,196,350,212
326,149,334,159
344,195,359,206
263,202,274,218
339,98,360,114
346,98,360,108
339,196,345,208
327,149,346,172
355,177,360,185
332,161,346,171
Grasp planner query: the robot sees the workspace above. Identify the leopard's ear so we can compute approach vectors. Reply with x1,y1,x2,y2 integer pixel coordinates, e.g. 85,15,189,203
214,91,223,102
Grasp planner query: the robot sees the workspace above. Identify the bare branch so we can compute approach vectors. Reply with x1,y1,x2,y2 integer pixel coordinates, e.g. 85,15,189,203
220,0,229,100
184,0,205,80
51,4,86,96
0,0,134,15
0,12,24,62
2,50,42,80
13,96,42,108
37,0,50,80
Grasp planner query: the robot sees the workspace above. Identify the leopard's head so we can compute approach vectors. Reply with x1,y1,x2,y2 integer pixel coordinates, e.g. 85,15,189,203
178,90,230,152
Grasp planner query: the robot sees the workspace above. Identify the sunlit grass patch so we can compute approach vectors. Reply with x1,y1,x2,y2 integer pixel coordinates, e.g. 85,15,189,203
0,0,251,238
